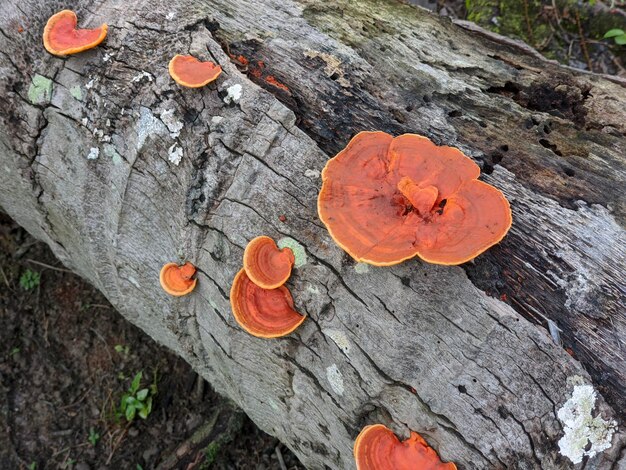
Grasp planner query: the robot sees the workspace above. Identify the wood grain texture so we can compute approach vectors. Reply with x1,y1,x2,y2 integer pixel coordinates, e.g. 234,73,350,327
0,0,624,468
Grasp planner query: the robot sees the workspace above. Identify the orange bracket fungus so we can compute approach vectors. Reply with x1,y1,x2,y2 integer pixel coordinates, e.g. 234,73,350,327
243,236,295,289
230,269,305,338
168,55,222,88
43,10,108,56
159,262,197,296
318,131,512,266
354,424,457,470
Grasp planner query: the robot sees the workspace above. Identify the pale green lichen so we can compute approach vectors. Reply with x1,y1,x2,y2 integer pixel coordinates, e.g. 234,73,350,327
28,74,52,105
354,262,370,274
277,237,307,267
69,85,82,101
103,144,123,165
557,380,617,464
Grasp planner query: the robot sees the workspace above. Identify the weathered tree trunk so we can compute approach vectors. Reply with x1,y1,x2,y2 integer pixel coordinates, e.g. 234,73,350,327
1,0,625,468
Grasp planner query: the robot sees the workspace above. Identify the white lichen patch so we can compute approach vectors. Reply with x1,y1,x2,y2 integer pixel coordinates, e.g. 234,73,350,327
326,364,344,396
354,262,370,274
85,78,96,89
304,168,320,179
168,143,183,165
323,329,351,355
28,74,52,105
277,237,307,267
92,128,104,141
211,116,224,125
131,71,154,83
136,107,167,150
166,11,176,20
160,109,183,138
557,383,617,464
223,84,243,104
102,52,113,62
86,147,100,160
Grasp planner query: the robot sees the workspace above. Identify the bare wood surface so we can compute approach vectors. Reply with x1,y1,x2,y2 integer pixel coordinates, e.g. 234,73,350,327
0,0,625,468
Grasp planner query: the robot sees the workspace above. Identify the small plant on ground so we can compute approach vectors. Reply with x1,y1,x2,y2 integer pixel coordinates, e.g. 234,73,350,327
19,269,40,290
114,344,130,356
117,371,157,422
604,29,626,45
200,442,221,469
88,427,100,446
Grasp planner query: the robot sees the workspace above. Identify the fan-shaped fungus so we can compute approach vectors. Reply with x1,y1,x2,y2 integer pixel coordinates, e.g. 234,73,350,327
160,262,197,296
43,10,108,56
354,424,457,470
230,269,305,338
243,236,295,289
318,132,512,266
168,55,222,88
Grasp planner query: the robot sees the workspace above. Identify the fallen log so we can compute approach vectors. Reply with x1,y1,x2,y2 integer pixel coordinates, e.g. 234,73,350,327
0,0,624,468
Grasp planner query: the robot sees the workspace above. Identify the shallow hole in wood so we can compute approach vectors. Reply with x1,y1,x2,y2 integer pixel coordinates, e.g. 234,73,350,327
563,167,576,177
448,109,462,118
539,138,563,157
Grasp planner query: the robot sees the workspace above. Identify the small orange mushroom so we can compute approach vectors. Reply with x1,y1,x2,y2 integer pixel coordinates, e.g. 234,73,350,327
43,10,108,56
168,55,222,88
354,424,457,470
230,269,305,338
318,131,512,266
160,262,197,296
243,236,295,289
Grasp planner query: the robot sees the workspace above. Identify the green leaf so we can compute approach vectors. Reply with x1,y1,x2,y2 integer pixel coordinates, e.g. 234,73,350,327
615,34,626,45
604,29,625,38
138,407,148,419
120,393,130,411
136,388,149,401
125,396,137,407
125,404,136,421
130,371,142,393
137,464,144,470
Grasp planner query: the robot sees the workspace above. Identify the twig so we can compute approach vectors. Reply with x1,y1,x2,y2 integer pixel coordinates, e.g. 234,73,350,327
90,327,113,361
0,264,12,290
575,10,593,72
59,385,94,410
25,259,73,273
106,422,131,465
276,445,287,470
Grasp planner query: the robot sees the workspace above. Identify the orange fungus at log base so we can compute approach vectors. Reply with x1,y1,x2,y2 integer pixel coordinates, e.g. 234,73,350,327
160,262,197,296
230,269,305,338
317,131,512,266
354,424,457,470
43,10,108,56
168,55,222,88
243,236,295,289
